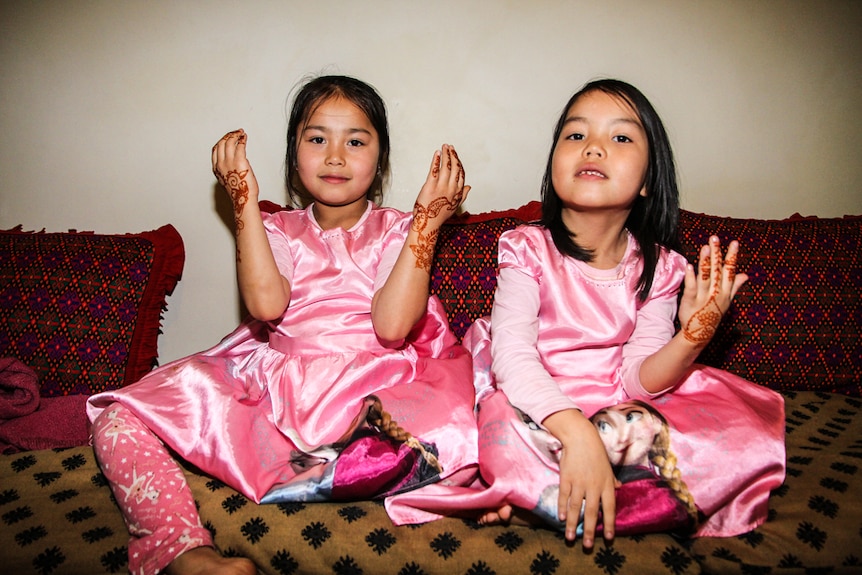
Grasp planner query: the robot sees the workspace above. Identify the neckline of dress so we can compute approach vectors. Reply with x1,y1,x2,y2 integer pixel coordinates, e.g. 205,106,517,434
571,232,633,281
307,201,373,234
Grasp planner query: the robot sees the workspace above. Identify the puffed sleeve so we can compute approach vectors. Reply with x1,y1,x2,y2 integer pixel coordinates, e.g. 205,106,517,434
372,211,412,294
492,228,581,424
262,211,295,285
619,248,687,399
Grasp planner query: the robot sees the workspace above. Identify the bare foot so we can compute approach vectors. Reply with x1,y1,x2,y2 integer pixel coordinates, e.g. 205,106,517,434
165,546,257,575
478,505,543,528
478,504,512,526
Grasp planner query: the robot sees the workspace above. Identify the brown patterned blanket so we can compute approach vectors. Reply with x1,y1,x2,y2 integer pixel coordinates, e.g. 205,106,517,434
2,390,860,575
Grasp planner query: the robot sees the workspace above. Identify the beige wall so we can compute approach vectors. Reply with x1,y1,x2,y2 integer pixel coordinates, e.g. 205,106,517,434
2,0,860,362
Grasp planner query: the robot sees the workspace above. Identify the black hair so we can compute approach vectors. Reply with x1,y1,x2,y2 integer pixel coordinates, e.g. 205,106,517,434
284,75,390,207
539,79,680,301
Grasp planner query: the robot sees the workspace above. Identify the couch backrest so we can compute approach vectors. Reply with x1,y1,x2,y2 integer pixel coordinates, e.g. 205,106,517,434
431,202,861,396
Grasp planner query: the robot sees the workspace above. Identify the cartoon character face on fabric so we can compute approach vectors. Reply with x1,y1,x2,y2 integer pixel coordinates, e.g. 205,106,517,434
591,401,664,468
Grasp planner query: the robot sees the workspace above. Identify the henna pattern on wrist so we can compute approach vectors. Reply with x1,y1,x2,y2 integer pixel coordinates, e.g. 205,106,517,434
410,194,462,272
214,168,250,263
219,169,250,234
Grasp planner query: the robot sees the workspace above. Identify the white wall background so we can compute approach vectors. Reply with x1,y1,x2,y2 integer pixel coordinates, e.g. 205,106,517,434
2,0,861,363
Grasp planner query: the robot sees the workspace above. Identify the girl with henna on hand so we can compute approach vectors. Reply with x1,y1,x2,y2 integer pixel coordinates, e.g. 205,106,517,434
387,79,785,551
471,78,785,547
87,75,476,574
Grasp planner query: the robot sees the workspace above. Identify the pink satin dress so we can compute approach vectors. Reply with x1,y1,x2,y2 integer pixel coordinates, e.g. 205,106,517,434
388,225,785,538
87,202,477,506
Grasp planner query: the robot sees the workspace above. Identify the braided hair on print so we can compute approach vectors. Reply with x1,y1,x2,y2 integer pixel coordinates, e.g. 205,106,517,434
366,396,443,473
648,420,700,526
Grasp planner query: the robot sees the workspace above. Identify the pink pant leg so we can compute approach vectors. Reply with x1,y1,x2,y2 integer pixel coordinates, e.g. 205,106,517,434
92,403,213,575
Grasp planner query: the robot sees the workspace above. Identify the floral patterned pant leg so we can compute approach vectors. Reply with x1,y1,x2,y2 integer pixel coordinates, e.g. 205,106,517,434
92,403,213,575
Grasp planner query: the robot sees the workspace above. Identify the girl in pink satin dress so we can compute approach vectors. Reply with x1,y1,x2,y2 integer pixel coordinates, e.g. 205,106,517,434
387,79,785,550
86,75,476,575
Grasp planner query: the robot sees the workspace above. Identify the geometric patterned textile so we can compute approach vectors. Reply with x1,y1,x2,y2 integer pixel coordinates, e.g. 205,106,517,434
430,203,542,340
0,226,184,396
678,212,862,397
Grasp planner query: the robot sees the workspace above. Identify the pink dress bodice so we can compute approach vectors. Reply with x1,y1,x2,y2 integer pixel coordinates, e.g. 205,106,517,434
487,225,687,420
88,202,477,504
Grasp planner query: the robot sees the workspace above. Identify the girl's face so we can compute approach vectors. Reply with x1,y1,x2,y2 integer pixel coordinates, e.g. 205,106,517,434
592,402,662,467
551,90,649,216
296,96,380,212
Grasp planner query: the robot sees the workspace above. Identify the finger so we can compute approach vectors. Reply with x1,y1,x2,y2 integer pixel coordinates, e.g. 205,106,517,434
459,185,471,206
710,236,723,292
221,132,238,166
557,481,572,523
601,486,616,541
580,495,599,549
439,145,456,185
213,131,236,169
683,262,697,297
730,272,749,299
428,149,442,180
449,146,465,187
698,243,711,284
722,240,740,288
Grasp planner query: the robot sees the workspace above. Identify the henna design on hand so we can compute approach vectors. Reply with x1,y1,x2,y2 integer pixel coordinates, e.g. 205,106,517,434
214,168,251,263
431,152,441,178
682,296,722,345
218,169,250,234
700,252,711,281
453,148,465,182
410,194,461,272
725,251,738,283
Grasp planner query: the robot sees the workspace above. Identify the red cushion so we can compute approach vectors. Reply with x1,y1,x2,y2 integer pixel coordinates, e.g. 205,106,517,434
0,226,184,396
678,211,861,396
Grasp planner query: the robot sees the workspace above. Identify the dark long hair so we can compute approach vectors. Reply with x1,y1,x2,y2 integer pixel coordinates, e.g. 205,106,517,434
284,75,391,207
540,79,680,301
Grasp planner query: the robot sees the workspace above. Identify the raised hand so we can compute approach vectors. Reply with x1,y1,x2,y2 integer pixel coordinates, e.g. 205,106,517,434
678,236,748,347
410,144,471,271
211,129,260,235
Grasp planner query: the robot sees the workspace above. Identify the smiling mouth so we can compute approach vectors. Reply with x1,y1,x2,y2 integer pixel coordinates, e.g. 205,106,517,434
577,170,606,178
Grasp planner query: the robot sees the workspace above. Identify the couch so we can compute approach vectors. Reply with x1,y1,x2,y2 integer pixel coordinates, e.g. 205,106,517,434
1,200,860,575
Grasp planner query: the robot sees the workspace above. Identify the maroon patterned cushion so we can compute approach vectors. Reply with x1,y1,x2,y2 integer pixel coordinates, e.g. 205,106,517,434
678,211,861,396
0,226,184,396
430,202,542,340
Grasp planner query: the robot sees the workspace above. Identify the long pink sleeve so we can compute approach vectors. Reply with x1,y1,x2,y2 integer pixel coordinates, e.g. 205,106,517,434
489,226,687,422
619,254,686,399
491,265,580,424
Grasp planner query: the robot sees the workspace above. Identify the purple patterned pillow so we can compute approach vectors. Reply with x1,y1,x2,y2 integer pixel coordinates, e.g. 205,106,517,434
678,211,861,396
0,226,184,396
